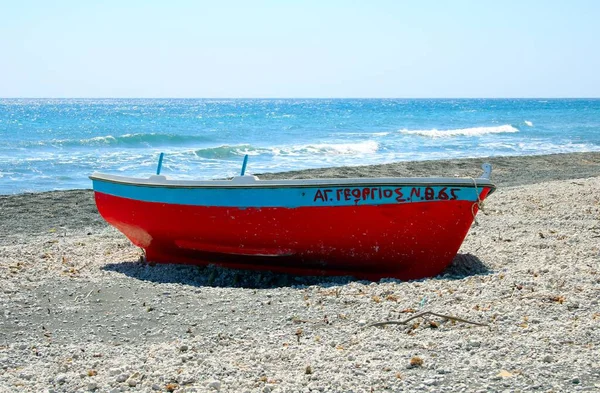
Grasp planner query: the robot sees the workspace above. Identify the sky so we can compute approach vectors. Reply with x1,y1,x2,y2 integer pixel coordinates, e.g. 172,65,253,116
1,0,598,98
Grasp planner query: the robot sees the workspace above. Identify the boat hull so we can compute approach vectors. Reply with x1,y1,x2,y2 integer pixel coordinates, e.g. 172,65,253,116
93,184,492,280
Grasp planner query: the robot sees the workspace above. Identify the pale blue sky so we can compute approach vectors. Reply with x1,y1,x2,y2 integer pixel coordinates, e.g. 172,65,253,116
1,0,598,98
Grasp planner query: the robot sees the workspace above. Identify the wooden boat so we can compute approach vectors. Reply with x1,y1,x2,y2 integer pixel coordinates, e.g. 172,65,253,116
90,156,495,280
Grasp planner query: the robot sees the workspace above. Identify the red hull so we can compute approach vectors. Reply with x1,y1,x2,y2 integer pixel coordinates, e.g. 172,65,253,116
95,190,490,280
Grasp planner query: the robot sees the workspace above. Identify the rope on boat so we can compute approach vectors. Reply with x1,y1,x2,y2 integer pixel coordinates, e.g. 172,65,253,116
470,177,485,227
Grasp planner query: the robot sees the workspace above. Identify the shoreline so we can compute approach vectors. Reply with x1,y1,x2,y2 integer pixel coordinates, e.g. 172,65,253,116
1,151,600,391
2,150,600,196
1,151,599,239
258,151,600,187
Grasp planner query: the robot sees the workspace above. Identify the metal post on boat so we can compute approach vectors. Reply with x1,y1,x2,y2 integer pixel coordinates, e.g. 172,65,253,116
240,154,249,176
156,152,164,175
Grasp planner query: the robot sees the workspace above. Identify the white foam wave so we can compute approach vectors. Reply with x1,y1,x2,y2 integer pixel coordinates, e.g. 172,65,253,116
524,120,533,127
481,140,600,154
399,125,519,138
335,131,390,137
87,136,118,143
281,141,379,156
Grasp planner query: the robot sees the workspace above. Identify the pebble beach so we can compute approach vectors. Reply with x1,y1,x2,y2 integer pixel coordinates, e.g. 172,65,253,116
1,152,599,392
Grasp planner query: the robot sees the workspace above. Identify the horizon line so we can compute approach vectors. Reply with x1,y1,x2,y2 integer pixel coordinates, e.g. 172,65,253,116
1,96,600,100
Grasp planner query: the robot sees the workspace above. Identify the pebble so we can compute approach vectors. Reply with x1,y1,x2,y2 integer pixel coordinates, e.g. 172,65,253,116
116,373,128,383
55,374,67,384
109,368,121,376
208,380,222,390
467,340,481,348
18,372,33,380
179,374,196,385
424,379,438,386
263,384,277,393
542,355,554,363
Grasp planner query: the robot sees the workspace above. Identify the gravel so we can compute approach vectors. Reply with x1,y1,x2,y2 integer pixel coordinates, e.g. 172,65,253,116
1,153,600,392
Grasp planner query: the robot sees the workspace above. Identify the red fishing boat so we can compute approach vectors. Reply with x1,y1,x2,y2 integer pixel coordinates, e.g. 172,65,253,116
90,156,495,280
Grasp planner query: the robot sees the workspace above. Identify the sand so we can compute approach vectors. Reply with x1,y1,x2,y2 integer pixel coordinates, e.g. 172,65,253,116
0,152,599,392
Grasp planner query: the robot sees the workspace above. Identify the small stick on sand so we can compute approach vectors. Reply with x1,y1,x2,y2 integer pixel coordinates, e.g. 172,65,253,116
367,311,488,328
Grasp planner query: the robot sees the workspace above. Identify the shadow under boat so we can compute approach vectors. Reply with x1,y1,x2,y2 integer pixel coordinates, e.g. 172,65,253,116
102,252,490,290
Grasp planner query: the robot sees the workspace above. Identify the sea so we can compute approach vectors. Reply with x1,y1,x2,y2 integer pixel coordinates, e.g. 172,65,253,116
1,98,599,195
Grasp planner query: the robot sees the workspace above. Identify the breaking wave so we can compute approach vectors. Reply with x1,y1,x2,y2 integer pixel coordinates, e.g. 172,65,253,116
287,141,379,155
193,145,270,159
193,141,379,159
399,125,519,138
32,133,214,148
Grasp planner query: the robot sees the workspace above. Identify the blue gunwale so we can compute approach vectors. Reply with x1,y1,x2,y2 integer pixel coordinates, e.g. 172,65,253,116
92,176,493,208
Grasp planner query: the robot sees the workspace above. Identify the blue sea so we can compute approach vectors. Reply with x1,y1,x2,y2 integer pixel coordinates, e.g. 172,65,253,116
1,98,599,195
